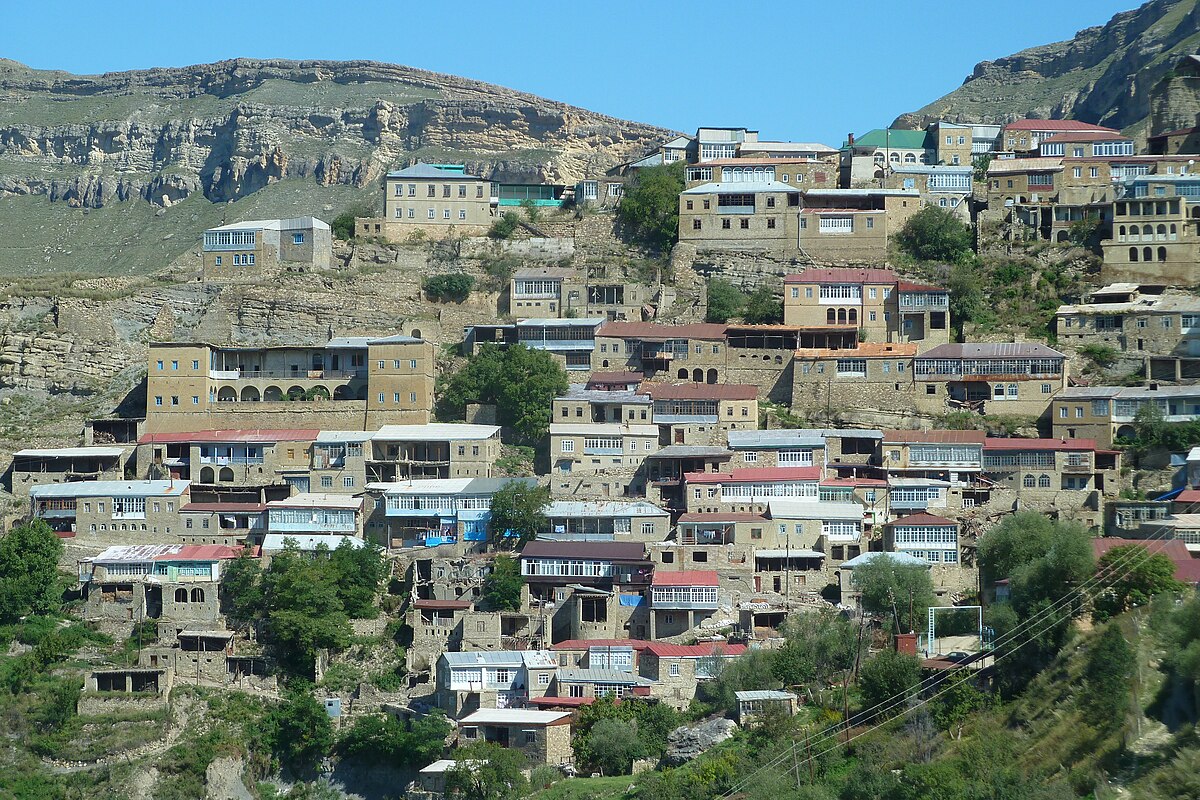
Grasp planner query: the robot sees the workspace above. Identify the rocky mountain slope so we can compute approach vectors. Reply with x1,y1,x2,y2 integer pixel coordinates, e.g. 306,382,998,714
0,58,670,275
897,0,1200,134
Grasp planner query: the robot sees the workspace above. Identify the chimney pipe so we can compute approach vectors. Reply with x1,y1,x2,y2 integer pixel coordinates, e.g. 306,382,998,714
847,133,855,145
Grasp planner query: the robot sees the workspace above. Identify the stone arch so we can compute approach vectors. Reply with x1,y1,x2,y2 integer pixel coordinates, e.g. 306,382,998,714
309,385,330,401
334,385,353,400
1056,231,1068,242
1157,223,1167,238
1158,246,1167,262
175,588,188,603
1192,206,1200,219
410,329,422,339
190,588,205,603
1037,474,1051,488
1116,424,1137,441
264,385,284,401
602,360,610,368
692,368,704,383
199,466,215,484
286,385,306,401
218,467,235,483
1143,246,1153,262
217,386,237,402
1142,224,1152,236
706,369,718,384
677,368,689,380
848,308,858,325
826,309,837,325
1118,225,1126,237
837,308,847,325
240,386,260,402
1129,247,1138,262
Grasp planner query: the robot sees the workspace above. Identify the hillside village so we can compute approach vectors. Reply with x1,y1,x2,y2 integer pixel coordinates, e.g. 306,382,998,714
8,37,1200,800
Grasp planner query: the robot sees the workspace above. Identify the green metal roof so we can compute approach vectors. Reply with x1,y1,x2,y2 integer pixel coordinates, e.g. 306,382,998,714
843,129,931,150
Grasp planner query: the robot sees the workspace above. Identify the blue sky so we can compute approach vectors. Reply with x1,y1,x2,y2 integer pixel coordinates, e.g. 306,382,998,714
6,1,1138,145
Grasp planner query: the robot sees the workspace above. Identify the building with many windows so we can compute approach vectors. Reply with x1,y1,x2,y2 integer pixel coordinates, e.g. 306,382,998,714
370,477,535,549
1051,385,1200,447
201,217,331,280
145,335,436,434
912,342,1067,416
364,163,498,240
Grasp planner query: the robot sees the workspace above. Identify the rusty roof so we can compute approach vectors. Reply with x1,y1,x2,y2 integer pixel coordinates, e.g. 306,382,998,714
783,268,897,284
882,429,987,444
638,383,757,401
795,342,917,358
598,322,727,340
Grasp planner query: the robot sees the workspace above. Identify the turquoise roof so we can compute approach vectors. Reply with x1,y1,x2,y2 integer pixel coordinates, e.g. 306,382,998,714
844,129,932,151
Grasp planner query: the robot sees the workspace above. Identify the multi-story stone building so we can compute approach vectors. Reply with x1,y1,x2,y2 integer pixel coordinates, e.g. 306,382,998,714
549,422,659,475
840,128,933,185
912,342,1067,416
552,386,654,426
683,466,821,516
648,570,721,638
145,335,436,434
201,217,331,281
137,429,317,488
1000,119,1119,155
929,122,974,166
464,318,605,375
790,342,919,422
456,709,573,767
593,322,729,382
796,189,921,262
11,446,132,498
364,163,498,241
1102,175,1200,285
883,513,961,566
540,500,670,543
367,424,502,482
639,383,759,445
1051,385,1200,447
31,479,191,539
264,493,364,543
677,178,798,252
783,268,950,351
885,165,972,220
370,477,536,549
435,650,557,718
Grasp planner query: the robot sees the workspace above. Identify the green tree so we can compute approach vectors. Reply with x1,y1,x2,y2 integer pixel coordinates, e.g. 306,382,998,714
742,287,783,324
487,481,549,546
858,651,921,719
331,201,375,241
1093,544,1183,621
263,686,334,774
894,205,974,264
520,198,541,223
582,718,644,775
706,278,745,323
439,344,569,446
701,648,780,715
976,511,1061,588
572,696,681,763
260,544,351,676
337,710,450,766
1080,624,1135,726
0,519,64,623
772,609,862,687
947,262,985,332
929,678,991,737
328,540,388,618
480,554,524,610
971,154,993,182
423,273,476,303
617,161,686,250
488,212,522,240
445,741,529,800
221,548,261,628
850,555,934,633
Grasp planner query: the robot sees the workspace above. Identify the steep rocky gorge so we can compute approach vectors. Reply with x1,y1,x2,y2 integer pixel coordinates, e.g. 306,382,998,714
0,57,670,209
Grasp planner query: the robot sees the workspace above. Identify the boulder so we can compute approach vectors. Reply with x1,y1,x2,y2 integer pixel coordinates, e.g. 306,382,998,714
664,717,738,766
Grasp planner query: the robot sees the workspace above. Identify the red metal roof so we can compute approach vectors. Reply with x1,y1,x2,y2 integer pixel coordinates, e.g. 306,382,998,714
785,268,896,284
156,544,247,561
413,599,472,610
638,383,757,401
598,322,727,341
1002,119,1118,133
1039,130,1130,143
1175,489,1200,504
882,430,987,444
684,466,822,484
643,642,748,658
886,513,957,528
1150,126,1200,139
140,429,320,444
652,570,719,587
819,478,889,488
983,437,1096,452
552,639,653,651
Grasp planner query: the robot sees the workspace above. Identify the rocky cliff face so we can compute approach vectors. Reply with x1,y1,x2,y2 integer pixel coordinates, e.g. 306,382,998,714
0,58,670,209
896,0,1200,132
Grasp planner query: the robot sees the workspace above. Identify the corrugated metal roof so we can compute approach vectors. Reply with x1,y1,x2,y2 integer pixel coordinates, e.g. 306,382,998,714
917,343,1065,359
685,467,822,484
139,429,319,444
544,500,669,518
520,540,647,561
885,513,957,527
1003,119,1118,132
767,501,863,520
1039,130,1130,143
983,437,1096,451
387,163,481,180
206,216,329,232
557,669,652,685
373,424,500,441
677,512,768,523
647,445,733,459
643,642,747,658
784,268,896,284
550,423,658,436
441,651,526,667
727,430,824,449
986,157,1063,174
639,383,757,401
841,551,931,568
267,493,362,510
753,549,825,559
261,534,362,551
458,709,571,726
552,639,653,651
598,321,727,340
681,181,796,194
558,388,652,404
31,480,189,498
736,690,798,701
882,429,986,444
15,446,126,458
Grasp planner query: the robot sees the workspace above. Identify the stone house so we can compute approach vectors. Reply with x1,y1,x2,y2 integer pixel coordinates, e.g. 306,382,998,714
11,446,132,498
540,499,671,543
30,479,191,540
265,492,364,541
456,709,573,767
639,642,747,710
912,342,1067,417
548,668,654,701
929,122,974,166
736,690,799,725
364,163,498,241
783,268,950,352
885,165,972,220
1102,175,1200,286
550,639,652,671
648,570,721,638
639,382,759,446
145,335,436,434
369,476,537,550
1055,283,1200,373
1000,120,1119,156
464,318,605,376
790,342,919,421
509,266,649,322
883,513,961,566
137,429,317,489
179,499,268,545
553,386,654,426
1148,125,1200,156
435,650,557,718
1051,384,1200,447
201,217,331,281
593,322,729,382
683,467,822,516
549,422,659,477
839,128,934,185
796,189,921,263
518,540,653,604
366,423,502,482
726,429,825,470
